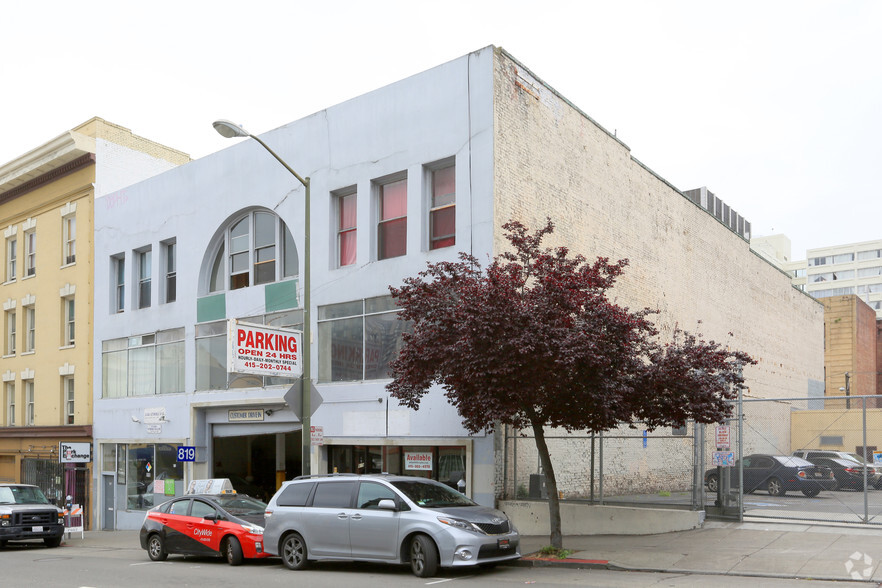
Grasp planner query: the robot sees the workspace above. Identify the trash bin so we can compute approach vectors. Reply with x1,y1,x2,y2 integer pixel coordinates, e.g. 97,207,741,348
529,474,547,499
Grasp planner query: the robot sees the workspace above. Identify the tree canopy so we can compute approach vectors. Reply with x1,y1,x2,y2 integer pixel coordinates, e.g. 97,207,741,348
387,218,755,548
388,219,753,434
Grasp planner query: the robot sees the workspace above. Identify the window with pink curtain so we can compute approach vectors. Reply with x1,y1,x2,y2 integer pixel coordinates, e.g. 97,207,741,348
378,178,407,259
430,165,455,250
338,192,357,266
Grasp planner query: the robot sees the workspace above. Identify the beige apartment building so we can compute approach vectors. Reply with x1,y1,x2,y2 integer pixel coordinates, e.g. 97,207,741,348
0,118,187,524
753,235,882,319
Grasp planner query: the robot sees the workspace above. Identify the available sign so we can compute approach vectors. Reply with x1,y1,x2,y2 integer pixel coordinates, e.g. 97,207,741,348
228,320,302,377
405,451,433,471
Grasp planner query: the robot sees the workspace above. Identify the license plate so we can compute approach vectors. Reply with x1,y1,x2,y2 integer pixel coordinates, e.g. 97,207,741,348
813,472,823,478
32,526,43,532
498,538,511,550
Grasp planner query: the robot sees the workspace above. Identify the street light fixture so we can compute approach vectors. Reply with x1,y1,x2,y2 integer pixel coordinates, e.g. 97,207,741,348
213,119,312,475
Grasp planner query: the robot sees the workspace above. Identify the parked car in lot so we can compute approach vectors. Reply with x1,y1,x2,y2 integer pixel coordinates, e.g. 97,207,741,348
803,456,878,491
705,454,835,497
263,474,520,577
0,484,65,548
139,479,269,565
792,450,882,489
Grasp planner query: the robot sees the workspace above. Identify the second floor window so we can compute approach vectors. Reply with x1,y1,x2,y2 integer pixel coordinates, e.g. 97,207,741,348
429,164,455,250
208,210,298,293
165,241,177,303
64,376,75,424
5,382,14,426
377,178,407,260
24,306,35,352
114,256,125,313
338,192,357,267
25,380,34,426
63,297,75,346
5,310,15,355
139,249,152,309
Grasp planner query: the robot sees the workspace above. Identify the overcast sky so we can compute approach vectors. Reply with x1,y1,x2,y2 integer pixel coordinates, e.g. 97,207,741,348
2,1,880,260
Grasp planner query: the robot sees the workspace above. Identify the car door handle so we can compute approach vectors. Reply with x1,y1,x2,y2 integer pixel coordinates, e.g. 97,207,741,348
350,514,362,521
337,513,348,520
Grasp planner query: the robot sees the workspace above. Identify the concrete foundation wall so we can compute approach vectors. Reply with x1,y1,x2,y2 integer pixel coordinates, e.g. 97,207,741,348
499,500,704,536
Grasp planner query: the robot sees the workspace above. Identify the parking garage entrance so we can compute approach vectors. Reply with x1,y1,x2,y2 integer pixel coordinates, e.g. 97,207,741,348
212,429,302,502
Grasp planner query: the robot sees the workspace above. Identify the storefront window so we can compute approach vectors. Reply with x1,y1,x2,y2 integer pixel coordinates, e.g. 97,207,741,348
124,443,179,510
327,445,466,487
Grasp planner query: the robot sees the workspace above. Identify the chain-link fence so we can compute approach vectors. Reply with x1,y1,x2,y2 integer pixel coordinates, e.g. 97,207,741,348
501,395,882,526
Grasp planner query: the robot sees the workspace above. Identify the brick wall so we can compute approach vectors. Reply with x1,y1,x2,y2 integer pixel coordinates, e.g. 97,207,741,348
490,48,824,498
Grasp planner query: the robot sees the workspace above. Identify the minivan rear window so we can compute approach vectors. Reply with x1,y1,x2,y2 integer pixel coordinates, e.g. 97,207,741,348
277,482,316,507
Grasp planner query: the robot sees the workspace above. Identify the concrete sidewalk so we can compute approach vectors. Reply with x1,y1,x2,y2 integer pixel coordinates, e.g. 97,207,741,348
64,521,882,582
519,520,882,582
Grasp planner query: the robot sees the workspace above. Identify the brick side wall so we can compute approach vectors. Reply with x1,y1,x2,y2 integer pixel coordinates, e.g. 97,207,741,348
490,49,824,497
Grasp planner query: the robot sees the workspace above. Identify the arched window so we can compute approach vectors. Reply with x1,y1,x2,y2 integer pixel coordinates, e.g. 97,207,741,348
208,210,298,293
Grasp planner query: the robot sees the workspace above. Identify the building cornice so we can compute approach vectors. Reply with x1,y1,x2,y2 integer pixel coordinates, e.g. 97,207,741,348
0,153,95,205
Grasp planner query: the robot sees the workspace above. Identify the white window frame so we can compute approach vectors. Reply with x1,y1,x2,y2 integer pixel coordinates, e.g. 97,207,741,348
24,229,36,277
113,255,126,313
138,248,152,309
6,309,15,355
5,382,14,426
6,236,16,282
25,379,34,426
163,240,176,304
24,305,35,353
62,214,76,265
427,161,456,251
64,376,75,425
63,296,75,347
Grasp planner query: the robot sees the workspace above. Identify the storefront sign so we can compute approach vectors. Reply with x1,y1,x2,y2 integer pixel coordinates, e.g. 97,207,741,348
59,442,91,464
228,409,265,422
228,319,302,377
405,451,433,471
146,424,162,434
144,407,167,424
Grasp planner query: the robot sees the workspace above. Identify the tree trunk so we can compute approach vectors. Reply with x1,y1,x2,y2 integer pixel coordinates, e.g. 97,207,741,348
531,420,562,549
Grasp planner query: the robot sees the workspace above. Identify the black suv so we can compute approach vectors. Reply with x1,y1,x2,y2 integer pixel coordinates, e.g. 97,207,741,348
0,484,65,548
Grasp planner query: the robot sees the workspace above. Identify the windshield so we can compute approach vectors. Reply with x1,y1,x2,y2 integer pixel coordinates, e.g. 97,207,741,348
0,485,51,505
391,480,476,508
214,494,267,516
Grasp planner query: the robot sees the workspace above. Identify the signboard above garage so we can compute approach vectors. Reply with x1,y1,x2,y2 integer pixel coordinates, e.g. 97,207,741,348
227,319,302,377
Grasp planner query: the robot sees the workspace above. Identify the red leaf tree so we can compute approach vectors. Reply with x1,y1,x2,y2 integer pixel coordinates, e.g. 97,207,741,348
387,219,754,548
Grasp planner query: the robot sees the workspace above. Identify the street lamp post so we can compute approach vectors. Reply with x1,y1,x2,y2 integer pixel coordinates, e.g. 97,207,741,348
212,119,312,475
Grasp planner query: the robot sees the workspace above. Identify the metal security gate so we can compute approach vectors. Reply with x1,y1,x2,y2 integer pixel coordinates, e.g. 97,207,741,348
21,459,90,529
21,458,64,504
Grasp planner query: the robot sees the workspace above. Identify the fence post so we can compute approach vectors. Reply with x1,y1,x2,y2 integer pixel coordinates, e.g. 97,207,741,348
863,397,869,523
598,430,604,505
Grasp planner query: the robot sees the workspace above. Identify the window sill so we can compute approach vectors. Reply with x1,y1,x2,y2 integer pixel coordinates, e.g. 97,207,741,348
2,279,15,286
59,344,75,350
1,353,14,359
60,262,76,269
21,350,35,356
21,274,35,281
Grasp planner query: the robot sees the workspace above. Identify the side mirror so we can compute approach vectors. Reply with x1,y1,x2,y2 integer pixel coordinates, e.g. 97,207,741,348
204,514,221,524
377,499,397,511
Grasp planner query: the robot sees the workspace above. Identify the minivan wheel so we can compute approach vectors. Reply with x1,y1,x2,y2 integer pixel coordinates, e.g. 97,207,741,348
410,534,439,578
281,532,308,570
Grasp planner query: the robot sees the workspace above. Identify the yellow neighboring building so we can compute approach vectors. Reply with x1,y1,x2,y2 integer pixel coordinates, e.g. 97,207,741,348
0,118,187,526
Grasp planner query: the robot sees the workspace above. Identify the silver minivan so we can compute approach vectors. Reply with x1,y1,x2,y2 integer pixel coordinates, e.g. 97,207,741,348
263,474,520,577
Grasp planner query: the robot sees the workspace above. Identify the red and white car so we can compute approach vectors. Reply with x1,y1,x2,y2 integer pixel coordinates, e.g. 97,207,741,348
139,479,268,565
